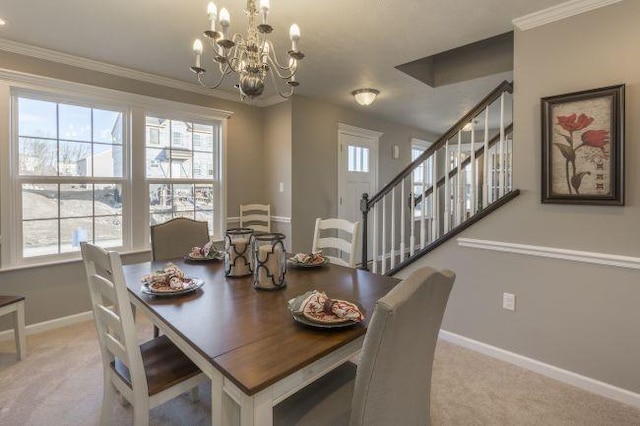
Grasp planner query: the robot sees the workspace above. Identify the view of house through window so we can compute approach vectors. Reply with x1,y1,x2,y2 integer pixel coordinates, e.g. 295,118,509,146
17,96,124,257
146,117,218,233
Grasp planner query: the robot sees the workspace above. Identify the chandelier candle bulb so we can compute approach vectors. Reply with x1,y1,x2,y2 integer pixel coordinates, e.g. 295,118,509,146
219,7,230,39
207,2,217,31
289,24,300,51
193,39,203,68
259,0,270,25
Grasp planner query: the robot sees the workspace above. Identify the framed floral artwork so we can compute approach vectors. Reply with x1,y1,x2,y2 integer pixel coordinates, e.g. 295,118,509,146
541,84,625,205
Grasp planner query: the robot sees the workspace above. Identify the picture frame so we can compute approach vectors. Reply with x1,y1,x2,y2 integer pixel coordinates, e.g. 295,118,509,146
541,84,625,205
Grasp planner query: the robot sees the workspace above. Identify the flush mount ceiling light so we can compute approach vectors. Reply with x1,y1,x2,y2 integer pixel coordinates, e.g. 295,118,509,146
352,88,379,106
190,0,304,101
0,18,7,26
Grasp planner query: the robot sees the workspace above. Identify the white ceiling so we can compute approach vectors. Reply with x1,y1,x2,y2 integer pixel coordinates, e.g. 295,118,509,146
0,0,566,134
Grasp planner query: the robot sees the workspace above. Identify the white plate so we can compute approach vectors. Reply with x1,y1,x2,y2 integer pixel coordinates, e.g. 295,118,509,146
292,312,358,329
141,277,204,296
184,251,224,262
287,257,329,268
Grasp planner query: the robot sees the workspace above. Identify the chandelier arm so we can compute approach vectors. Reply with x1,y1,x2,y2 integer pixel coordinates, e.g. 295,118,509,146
196,71,229,90
266,56,296,80
267,67,295,99
265,40,295,71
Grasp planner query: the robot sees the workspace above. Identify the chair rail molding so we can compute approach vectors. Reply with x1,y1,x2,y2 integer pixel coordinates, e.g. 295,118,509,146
513,0,623,31
227,216,291,224
458,238,640,270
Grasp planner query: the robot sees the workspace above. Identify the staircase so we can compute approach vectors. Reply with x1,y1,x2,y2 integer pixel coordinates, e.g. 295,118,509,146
360,80,519,275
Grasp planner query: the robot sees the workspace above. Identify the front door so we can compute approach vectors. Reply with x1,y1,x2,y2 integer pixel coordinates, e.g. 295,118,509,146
337,124,381,265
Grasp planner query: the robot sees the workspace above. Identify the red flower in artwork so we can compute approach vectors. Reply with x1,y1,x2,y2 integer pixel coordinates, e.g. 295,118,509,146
581,130,610,148
556,113,594,132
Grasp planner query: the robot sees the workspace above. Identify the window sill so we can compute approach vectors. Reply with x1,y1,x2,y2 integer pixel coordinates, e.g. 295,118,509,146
0,248,151,273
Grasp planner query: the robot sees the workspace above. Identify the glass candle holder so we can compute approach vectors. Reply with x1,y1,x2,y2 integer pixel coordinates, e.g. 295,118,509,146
253,232,286,290
225,228,254,277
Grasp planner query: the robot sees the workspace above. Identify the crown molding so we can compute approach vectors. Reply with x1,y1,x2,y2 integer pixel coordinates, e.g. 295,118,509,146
256,95,290,108
513,0,623,31
0,38,243,102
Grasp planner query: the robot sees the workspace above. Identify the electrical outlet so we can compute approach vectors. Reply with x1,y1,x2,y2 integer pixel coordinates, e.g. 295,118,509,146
279,182,284,192
502,293,516,311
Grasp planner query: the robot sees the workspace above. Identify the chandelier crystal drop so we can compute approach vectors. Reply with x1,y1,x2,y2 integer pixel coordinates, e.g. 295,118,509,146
190,0,304,101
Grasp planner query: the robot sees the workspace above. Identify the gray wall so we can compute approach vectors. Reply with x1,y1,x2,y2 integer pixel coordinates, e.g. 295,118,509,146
0,50,265,328
290,95,438,253
400,1,640,393
263,101,293,248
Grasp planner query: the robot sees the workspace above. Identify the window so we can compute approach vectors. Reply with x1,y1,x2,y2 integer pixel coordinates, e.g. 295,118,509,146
347,145,369,173
16,96,125,258
146,117,219,235
2,80,228,267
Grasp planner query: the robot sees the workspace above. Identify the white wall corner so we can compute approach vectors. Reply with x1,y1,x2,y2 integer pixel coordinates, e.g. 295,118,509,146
513,0,623,31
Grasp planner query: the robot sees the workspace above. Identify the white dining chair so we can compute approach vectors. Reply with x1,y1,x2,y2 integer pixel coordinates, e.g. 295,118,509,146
312,218,360,268
239,203,271,233
274,266,456,426
81,242,208,426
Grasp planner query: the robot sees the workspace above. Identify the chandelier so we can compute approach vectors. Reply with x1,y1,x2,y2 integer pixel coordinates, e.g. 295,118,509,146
190,0,304,100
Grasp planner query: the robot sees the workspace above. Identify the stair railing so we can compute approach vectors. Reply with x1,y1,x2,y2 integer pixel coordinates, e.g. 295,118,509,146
360,80,514,273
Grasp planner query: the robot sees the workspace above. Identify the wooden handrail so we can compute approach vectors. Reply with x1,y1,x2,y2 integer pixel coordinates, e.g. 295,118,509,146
365,80,513,207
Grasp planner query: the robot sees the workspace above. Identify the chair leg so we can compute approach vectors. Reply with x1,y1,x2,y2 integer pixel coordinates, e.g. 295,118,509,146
190,385,200,403
133,402,150,426
14,301,26,360
100,378,117,426
153,325,160,338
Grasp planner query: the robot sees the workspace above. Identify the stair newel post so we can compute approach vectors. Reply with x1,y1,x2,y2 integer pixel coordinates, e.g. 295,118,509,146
360,193,369,271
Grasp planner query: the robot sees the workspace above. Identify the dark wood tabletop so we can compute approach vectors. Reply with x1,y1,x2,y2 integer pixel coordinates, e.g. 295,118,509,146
124,259,400,395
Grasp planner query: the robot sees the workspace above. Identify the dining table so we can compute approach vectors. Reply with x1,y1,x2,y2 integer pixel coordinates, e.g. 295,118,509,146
124,257,400,426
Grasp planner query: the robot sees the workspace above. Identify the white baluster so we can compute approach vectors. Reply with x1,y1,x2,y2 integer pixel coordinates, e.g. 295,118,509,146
381,195,386,274
400,179,405,263
457,131,463,224
444,141,450,233
420,158,426,249
499,92,505,197
409,189,415,257
390,187,396,270
431,149,438,241
470,121,476,216
372,203,378,274
483,106,490,207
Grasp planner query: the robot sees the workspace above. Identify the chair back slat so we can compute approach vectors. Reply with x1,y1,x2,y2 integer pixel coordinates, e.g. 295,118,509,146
240,203,271,233
349,266,455,426
312,218,360,268
81,242,148,397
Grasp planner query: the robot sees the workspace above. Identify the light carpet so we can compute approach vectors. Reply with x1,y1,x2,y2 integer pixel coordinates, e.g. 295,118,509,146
1,316,639,425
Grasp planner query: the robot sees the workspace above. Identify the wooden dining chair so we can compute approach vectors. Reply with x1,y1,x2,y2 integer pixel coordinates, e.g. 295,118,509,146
239,203,271,233
274,266,456,426
311,218,360,268
150,217,210,261
81,242,208,426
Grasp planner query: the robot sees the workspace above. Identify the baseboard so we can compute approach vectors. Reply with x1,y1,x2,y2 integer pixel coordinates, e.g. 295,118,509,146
439,329,640,409
0,310,93,342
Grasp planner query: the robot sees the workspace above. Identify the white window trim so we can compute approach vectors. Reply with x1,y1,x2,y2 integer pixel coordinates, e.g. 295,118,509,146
0,69,232,269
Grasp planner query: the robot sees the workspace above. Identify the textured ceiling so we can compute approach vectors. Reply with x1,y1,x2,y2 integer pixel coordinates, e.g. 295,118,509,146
0,0,567,133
